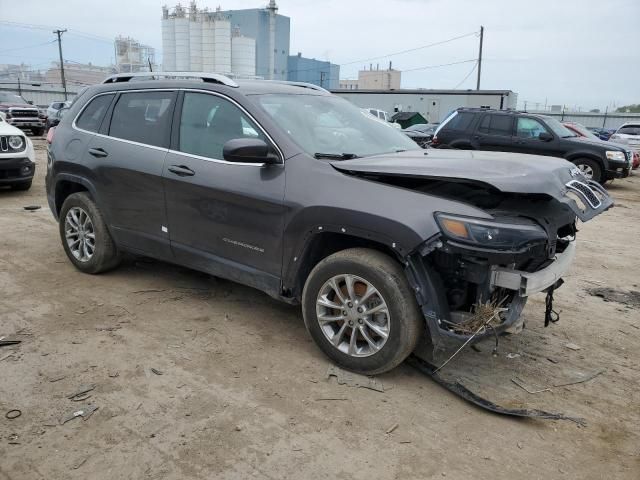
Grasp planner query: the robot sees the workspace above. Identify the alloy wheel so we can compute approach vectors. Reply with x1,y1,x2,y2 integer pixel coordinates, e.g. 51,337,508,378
64,207,96,262
577,163,594,179
316,274,390,357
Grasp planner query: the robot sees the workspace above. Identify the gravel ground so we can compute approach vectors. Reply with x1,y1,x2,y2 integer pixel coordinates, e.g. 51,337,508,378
1,138,639,479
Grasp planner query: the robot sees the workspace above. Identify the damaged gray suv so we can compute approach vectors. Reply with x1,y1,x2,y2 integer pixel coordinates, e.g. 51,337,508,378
46,73,612,374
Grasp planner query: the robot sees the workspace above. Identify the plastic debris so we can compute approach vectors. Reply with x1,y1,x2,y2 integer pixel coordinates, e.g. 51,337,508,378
326,366,385,392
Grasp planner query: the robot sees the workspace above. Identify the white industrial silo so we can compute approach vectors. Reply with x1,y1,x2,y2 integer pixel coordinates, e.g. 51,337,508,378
174,13,190,71
213,12,231,74
189,16,202,71
231,33,256,77
161,15,176,71
201,15,215,73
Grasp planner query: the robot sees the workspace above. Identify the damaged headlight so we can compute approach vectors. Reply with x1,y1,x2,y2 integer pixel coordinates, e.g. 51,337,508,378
435,213,548,251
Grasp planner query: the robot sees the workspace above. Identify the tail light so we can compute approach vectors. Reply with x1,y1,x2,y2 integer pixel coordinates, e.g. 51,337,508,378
431,135,439,146
46,127,55,144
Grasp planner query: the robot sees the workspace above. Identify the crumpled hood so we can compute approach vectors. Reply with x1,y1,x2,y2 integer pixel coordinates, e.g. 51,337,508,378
330,149,613,221
331,150,582,194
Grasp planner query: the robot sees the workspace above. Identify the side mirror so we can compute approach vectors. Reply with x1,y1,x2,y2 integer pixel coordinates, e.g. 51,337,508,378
538,132,553,142
223,138,279,164
58,108,69,118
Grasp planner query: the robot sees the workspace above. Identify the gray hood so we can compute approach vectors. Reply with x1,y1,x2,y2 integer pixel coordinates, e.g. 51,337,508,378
331,149,613,221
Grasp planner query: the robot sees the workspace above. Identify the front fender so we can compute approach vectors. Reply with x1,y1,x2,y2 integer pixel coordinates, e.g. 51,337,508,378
280,154,492,291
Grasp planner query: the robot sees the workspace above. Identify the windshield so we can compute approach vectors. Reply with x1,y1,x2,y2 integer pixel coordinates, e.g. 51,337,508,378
0,92,28,104
542,116,576,138
255,94,418,157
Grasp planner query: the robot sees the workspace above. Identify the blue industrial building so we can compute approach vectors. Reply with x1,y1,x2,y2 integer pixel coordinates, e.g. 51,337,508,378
222,2,290,80
287,53,340,89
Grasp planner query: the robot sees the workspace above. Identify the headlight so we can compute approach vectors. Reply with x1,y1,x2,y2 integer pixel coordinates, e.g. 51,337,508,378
435,213,548,251
8,135,24,150
606,151,626,162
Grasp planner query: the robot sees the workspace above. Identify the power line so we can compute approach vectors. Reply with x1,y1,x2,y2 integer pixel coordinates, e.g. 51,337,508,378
0,20,115,44
287,30,478,75
340,31,478,67
0,40,56,55
452,61,478,89
402,58,477,73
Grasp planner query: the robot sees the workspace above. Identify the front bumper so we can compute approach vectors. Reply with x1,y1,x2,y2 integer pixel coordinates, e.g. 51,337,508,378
7,118,45,129
0,156,36,184
490,241,576,296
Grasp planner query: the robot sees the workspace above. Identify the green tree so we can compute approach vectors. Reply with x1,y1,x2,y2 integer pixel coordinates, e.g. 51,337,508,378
616,104,640,113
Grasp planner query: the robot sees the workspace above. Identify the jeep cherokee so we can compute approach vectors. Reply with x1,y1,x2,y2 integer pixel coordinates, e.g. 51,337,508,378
45,73,612,374
432,108,632,184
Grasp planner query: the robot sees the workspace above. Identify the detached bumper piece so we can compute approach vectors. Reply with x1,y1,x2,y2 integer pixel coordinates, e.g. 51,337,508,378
407,355,586,426
490,241,576,296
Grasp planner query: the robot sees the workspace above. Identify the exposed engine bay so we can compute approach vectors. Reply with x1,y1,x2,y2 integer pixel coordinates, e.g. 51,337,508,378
348,172,612,350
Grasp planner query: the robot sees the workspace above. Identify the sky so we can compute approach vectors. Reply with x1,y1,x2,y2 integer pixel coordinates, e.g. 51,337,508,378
0,0,638,110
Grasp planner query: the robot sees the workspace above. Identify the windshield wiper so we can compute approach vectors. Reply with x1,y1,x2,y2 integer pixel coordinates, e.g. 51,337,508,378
313,153,359,160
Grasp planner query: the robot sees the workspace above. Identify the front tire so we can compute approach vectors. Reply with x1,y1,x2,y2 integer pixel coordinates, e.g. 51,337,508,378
573,158,603,184
302,248,423,375
59,192,121,274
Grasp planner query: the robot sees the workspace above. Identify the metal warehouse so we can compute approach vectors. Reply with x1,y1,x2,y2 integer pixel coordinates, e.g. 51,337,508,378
333,89,518,123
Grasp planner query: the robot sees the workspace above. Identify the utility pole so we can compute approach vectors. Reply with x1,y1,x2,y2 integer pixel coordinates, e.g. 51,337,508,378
476,25,484,90
53,29,68,100
17,76,22,96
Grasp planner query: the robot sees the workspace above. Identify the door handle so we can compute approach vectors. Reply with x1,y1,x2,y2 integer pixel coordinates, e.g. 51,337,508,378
168,165,195,177
88,147,108,158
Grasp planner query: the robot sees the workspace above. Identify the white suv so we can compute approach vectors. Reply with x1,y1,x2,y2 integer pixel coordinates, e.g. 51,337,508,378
610,123,640,153
0,112,36,190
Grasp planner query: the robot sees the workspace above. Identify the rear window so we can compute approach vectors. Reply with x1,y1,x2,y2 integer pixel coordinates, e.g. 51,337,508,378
76,94,114,133
108,91,175,148
441,111,474,131
478,114,513,136
618,125,640,135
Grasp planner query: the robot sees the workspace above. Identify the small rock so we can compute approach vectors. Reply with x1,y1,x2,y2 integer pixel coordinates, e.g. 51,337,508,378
517,442,523,449
564,343,581,351
235,425,242,431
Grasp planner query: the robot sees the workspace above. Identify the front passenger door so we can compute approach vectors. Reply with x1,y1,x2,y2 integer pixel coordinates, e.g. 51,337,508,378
163,91,286,293
512,117,563,157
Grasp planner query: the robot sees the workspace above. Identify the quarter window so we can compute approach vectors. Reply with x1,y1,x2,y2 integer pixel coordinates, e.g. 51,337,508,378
76,94,114,133
478,114,513,136
516,117,550,138
179,92,267,160
108,91,175,148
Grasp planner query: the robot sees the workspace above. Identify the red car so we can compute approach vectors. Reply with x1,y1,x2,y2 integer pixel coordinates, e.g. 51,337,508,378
564,122,639,170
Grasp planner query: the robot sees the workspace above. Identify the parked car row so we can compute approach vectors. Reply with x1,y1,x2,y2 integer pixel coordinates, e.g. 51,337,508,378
425,108,632,184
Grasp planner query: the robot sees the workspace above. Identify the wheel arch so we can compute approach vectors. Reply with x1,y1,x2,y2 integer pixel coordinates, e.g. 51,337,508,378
284,231,403,301
564,152,605,169
54,174,98,216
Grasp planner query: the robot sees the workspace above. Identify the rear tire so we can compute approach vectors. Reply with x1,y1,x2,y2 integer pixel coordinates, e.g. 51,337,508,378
10,181,32,191
302,248,423,375
59,192,121,274
573,158,603,184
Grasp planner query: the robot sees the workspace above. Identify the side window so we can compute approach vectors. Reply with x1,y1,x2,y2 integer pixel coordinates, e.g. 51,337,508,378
444,111,474,131
108,91,175,148
516,117,549,138
179,92,267,160
478,114,513,136
76,94,114,133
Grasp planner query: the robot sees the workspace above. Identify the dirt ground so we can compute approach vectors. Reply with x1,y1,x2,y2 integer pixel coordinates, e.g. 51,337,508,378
1,137,639,480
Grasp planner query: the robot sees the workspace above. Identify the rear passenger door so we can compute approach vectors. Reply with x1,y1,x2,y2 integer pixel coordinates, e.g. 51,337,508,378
471,113,514,151
81,90,176,258
163,91,286,294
